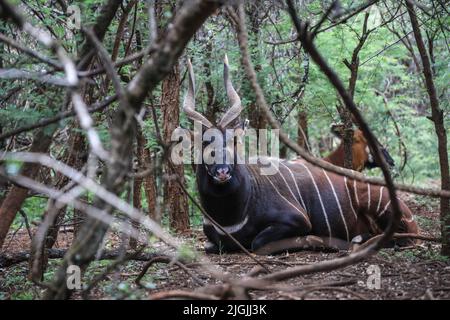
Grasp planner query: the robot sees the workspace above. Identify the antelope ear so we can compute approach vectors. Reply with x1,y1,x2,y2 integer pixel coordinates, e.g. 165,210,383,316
330,123,345,139
231,119,249,144
230,119,249,132
241,119,249,133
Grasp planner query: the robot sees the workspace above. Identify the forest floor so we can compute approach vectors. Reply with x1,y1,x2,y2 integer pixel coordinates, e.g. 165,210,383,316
1,192,449,300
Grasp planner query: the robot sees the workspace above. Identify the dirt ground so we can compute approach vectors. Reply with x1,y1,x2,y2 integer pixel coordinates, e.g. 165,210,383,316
1,192,449,300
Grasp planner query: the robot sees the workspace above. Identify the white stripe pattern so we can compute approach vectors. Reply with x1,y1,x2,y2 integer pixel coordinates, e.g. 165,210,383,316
323,169,349,241
367,183,371,210
354,180,360,206
298,163,332,238
270,160,302,208
376,186,384,214
264,175,310,223
344,177,358,220
378,200,391,218
280,162,307,209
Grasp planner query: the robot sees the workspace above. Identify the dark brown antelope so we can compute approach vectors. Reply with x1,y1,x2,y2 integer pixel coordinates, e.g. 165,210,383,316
322,124,395,172
182,57,418,254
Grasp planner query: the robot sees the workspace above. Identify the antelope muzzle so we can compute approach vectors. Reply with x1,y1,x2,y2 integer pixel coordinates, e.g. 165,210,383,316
209,164,233,184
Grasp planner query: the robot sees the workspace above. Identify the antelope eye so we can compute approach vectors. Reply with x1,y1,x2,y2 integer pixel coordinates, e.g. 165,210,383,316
211,151,216,157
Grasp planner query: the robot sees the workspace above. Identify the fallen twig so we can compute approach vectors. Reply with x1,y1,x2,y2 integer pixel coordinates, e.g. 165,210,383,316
297,286,367,300
148,290,220,300
0,248,159,268
135,255,204,287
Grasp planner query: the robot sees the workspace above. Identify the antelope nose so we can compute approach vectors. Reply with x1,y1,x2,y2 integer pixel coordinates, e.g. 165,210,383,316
214,167,231,183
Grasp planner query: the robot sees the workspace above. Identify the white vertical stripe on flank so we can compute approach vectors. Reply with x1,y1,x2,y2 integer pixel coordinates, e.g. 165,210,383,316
344,177,358,220
378,200,391,218
298,163,332,238
280,162,307,209
268,159,301,207
376,186,384,214
279,166,302,205
354,180,360,206
367,183,371,210
264,175,310,224
323,169,349,242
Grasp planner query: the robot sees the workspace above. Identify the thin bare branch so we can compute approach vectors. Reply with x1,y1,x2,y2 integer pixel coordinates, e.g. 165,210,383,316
0,33,61,68
0,68,70,86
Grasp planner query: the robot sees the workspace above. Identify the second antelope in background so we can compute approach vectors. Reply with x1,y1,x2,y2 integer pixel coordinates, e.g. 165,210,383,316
179,56,418,254
323,124,395,172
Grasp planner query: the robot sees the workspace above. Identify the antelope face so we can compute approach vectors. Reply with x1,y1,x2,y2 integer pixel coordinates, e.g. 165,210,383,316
331,125,395,171
202,129,235,184
201,122,247,185
182,55,244,185
354,131,395,169
364,146,395,169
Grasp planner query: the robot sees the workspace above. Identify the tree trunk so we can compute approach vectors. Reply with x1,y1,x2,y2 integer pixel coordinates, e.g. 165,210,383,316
162,65,190,232
406,0,450,255
28,130,86,280
134,20,158,224
297,108,309,152
0,128,55,249
296,50,310,154
340,108,354,170
130,128,144,249
246,3,267,131
142,139,158,223
203,38,220,124
339,13,370,169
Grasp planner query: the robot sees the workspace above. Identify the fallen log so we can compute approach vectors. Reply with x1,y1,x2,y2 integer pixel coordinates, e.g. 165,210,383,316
0,249,158,268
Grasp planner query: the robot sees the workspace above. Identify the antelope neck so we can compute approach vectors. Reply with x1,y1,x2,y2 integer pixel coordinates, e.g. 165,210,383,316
198,164,251,227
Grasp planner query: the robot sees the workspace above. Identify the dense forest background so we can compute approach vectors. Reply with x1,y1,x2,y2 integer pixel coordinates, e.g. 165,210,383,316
1,0,448,229
0,0,449,300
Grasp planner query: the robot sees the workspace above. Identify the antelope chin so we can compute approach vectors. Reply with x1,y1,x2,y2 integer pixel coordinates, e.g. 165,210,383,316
213,175,232,184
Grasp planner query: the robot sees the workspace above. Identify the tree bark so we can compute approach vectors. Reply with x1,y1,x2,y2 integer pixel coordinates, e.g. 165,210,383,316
130,128,144,249
296,50,310,152
134,22,158,224
141,137,158,223
406,0,450,255
77,0,123,69
297,108,309,151
51,133,86,238
203,37,220,124
246,3,267,131
28,130,86,280
339,13,370,169
162,65,190,232
0,128,55,249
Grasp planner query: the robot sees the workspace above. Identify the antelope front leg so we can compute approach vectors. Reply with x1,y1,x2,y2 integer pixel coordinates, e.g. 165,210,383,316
204,240,220,254
251,223,309,253
203,224,223,254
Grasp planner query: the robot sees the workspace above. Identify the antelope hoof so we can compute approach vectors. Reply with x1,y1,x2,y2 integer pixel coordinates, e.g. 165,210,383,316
204,241,220,254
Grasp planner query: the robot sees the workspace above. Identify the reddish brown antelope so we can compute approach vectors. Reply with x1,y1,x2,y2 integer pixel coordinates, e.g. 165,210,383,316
322,124,395,172
182,57,418,254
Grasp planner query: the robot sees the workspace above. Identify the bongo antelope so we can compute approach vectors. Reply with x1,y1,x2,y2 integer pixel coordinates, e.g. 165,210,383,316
322,124,395,172
183,57,418,254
